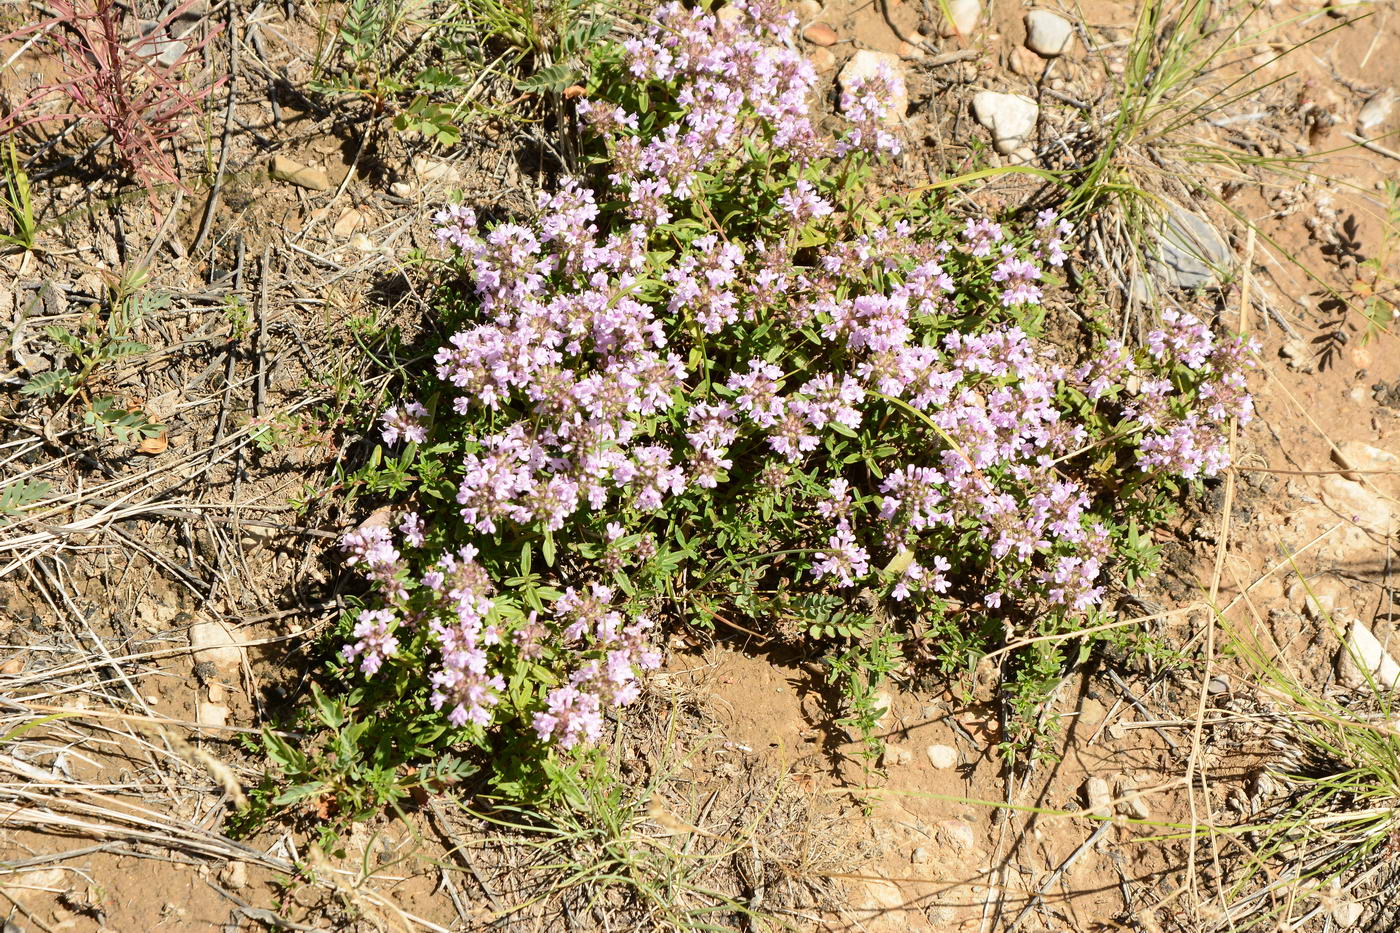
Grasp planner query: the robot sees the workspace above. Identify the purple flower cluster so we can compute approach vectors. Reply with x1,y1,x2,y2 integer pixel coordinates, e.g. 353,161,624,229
341,0,1258,753
531,585,662,749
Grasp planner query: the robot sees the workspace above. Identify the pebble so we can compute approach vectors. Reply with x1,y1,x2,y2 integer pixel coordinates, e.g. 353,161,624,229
189,619,244,674
198,701,230,728
804,23,838,46
882,745,914,767
269,155,331,191
971,91,1039,155
1009,46,1043,77
332,208,363,238
935,818,976,851
1339,617,1400,689
1115,774,1150,820
389,181,413,198
1331,441,1400,488
1331,900,1363,928
838,51,908,121
0,657,22,675
1288,573,1349,620
809,48,837,72
1320,474,1396,534
1150,203,1229,289
911,846,932,864
938,0,981,36
926,744,958,768
1083,776,1113,820
796,0,822,19
219,860,248,891
1358,89,1394,132
412,155,459,184
1279,338,1315,373
1207,674,1230,695
1024,10,1074,57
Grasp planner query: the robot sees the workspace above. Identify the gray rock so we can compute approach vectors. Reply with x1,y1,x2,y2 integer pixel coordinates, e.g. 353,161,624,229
971,91,1038,155
1148,203,1229,289
1024,10,1074,57
838,50,908,121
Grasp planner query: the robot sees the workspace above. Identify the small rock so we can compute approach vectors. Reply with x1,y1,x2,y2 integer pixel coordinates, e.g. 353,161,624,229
809,48,837,72
1207,674,1230,695
971,91,1039,155
197,701,230,728
804,23,838,46
269,155,331,191
1007,145,1036,165
189,619,243,674
332,208,363,238
219,860,248,890
1083,776,1113,820
882,745,914,767
1331,442,1400,490
1331,899,1363,928
937,0,981,36
1328,0,1365,16
0,656,23,675
1115,774,1150,820
1320,474,1396,535
838,51,908,121
926,744,958,768
1288,574,1350,620
796,0,822,19
911,846,931,864
1279,338,1315,373
389,181,413,198
935,818,976,851
412,155,459,184
871,691,894,728
1024,10,1074,57
898,31,929,61
1149,203,1229,289
1009,46,1043,77
1358,89,1395,132
1339,617,1400,689
207,682,226,704
350,233,379,252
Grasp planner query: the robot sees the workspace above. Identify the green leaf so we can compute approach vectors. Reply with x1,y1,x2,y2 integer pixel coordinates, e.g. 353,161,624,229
273,781,327,806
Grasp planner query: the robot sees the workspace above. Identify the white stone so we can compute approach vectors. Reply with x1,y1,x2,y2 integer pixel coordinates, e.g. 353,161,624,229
1320,474,1396,535
189,619,243,674
1287,574,1350,620
1115,774,1150,820
1024,10,1074,57
1331,899,1363,927
935,818,976,851
971,91,1039,155
197,701,230,728
1083,776,1113,820
937,0,981,37
1331,441,1400,493
882,745,914,767
1358,89,1394,132
838,51,908,121
1341,618,1400,689
925,744,958,768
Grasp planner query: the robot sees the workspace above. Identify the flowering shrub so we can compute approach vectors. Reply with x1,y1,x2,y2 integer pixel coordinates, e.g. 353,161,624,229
327,0,1254,790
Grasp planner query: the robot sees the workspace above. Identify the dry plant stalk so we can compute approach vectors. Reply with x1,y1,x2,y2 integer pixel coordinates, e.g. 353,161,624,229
0,0,224,193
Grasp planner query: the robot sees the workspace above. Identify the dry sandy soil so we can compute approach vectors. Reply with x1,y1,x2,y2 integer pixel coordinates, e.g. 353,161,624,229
3,0,1400,930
